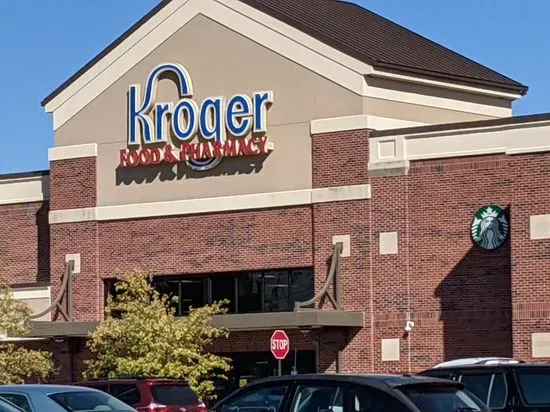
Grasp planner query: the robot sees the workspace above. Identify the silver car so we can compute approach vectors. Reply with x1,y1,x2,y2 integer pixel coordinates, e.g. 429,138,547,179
0,384,136,412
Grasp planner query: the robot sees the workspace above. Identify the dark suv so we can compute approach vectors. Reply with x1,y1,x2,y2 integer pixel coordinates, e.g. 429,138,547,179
212,373,490,412
418,357,550,412
75,378,206,412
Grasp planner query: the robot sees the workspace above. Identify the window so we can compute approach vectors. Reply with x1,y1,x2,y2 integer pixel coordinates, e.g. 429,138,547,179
487,373,507,409
399,385,484,412
516,368,550,405
211,276,237,313
237,272,263,313
108,384,141,405
291,384,344,412
290,270,314,308
48,390,134,412
0,394,32,412
459,373,492,403
263,271,290,312
220,385,289,412
0,397,25,412
103,268,314,316
151,385,199,406
351,385,409,412
155,279,180,314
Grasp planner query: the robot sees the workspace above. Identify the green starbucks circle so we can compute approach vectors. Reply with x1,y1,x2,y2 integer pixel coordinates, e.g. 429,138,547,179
470,205,509,250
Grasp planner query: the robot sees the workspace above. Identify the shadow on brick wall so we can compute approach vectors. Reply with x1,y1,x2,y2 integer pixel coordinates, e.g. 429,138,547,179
435,205,512,361
36,203,50,283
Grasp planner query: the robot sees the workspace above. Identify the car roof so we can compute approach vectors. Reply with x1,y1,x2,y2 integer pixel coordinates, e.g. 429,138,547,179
234,373,462,388
0,384,101,394
77,377,188,383
426,362,550,371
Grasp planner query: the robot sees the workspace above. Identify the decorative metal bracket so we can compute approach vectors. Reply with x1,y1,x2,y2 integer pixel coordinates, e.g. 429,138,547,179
30,260,76,322
294,241,343,311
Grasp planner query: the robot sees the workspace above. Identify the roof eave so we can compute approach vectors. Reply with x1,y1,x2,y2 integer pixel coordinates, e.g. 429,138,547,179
371,61,528,97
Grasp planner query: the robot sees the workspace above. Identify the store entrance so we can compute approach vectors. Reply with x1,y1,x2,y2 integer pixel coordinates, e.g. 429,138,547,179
212,350,316,401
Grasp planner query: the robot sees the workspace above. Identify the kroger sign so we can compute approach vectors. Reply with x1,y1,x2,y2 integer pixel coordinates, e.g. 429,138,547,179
120,63,274,171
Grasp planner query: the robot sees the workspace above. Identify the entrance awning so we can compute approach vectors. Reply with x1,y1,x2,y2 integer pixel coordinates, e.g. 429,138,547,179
28,310,363,338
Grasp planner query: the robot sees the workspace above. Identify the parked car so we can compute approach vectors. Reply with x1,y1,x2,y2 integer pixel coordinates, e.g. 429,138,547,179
75,378,206,412
0,384,135,411
418,356,550,411
211,373,490,412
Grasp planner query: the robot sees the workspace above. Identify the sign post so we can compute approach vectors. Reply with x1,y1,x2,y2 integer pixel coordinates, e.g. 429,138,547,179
270,330,290,376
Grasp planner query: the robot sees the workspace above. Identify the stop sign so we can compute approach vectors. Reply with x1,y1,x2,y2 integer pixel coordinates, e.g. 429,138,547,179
270,330,290,360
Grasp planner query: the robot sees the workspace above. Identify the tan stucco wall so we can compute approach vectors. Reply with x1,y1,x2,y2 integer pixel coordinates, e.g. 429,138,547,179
55,15,365,206
54,14,513,207
363,77,511,124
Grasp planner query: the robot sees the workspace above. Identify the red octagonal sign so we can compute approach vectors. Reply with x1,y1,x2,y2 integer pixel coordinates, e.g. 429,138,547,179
270,329,290,360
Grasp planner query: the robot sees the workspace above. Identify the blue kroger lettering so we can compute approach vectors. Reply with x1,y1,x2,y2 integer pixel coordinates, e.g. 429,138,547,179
123,62,274,171
226,95,253,137
128,63,193,145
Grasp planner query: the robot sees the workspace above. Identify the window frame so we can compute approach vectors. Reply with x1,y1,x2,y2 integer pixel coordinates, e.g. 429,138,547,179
349,383,411,412
0,392,34,412
513,367,550,407
217,381,294,412
457,369,508,409
107,383,142,406
458,371,493,404
104,268,314,316
288,380,351,412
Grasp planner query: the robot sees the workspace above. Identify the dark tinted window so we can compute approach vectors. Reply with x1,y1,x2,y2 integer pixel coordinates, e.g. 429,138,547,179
0,398,25,412
399,385,486,412
351,385,409,412
516,369,550,405
221,385,289,412
0,394,31,412
109,384,141,405
211,276,236,313
152,385,199,405
459,373,492,403
237,273,262,313
263,271,290,312
488,373,507,409
291,384,344,412
290,270,314,308
155,279,180,313
49,390,134,411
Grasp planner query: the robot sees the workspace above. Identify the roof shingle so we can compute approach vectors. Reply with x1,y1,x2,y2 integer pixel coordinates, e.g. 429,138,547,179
42,0,527,106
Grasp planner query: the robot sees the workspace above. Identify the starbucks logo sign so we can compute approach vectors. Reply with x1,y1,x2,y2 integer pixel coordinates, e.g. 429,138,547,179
471,205,509,250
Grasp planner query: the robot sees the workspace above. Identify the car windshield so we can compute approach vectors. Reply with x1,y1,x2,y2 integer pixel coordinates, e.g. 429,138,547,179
48,390,135,411
151,385,199,405
398,384,489,412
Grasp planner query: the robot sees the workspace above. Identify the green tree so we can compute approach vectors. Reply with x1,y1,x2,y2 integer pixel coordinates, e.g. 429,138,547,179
84,270,232,401
0,284,54,384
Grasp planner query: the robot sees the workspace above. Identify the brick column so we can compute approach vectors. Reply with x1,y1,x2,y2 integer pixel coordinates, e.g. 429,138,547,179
311,128,372,373
49,156,99,322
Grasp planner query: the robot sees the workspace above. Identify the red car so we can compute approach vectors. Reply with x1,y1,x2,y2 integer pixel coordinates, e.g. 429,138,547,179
75,378,207,412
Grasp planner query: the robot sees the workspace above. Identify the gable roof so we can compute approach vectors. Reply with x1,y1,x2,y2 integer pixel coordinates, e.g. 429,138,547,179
41,0,527,107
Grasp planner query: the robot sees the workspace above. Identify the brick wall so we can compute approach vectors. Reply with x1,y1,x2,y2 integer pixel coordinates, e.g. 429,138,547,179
97,206,313,277
39,127,550,380
50,222,100,322
312,129,369,188
50,157,96,210
0,201,49,285
509,153,550,360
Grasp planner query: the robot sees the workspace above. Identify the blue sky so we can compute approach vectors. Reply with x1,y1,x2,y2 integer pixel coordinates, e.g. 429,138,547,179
0,0,548,174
